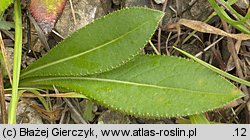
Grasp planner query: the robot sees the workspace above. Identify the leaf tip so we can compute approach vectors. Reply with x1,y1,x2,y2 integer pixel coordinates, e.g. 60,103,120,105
231,87,245,98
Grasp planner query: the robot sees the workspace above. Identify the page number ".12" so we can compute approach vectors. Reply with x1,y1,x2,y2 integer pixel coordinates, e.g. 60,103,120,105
233,128,247,137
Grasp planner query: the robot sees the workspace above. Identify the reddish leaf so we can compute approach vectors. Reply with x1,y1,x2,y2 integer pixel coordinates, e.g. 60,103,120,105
29,0,67,34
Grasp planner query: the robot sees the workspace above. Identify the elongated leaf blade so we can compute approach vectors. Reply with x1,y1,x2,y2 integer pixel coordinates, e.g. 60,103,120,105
0,0,13,15
21,8,164,79
20,55,244,118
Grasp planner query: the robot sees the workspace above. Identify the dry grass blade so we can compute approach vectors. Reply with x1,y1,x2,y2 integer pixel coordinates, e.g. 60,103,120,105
0,33,12,84
178,19,250,40
195,36,224,57
5,92,87,98
0,68,7,124
53,86,87,124
21,99,62,122
157,0,169,53
28,15,50,51
63,98,87,124
69,0,76,26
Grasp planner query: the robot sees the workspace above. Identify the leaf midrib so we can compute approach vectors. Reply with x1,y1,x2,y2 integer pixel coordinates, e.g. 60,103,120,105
21,21,150,77
27,76,233,96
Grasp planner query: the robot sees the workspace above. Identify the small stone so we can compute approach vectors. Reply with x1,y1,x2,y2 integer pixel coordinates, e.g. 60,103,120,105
22,55,36,68
98,110,131,124
55,0,105,37
181,0,213,21
16,102,43,124
236,0,249,9
112,0,122,5
123,0,151,7
154,0,165,4
1,102,43,124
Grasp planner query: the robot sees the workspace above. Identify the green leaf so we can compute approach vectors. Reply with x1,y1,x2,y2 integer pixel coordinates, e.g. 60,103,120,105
20,55,244,118
20,8,164,79
82,100,95,122
208,0,250,34
0,0,13,16
0,21,14,30
8,0,22,124
189,114,210,124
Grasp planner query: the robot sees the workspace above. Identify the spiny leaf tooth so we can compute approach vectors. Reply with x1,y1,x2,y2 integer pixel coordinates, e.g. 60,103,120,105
156,113,160,117
119,108,124,112
165,113,169,117
129,110,133,114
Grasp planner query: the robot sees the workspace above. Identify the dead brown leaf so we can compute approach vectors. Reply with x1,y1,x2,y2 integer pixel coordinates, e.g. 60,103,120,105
177,19,250,41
